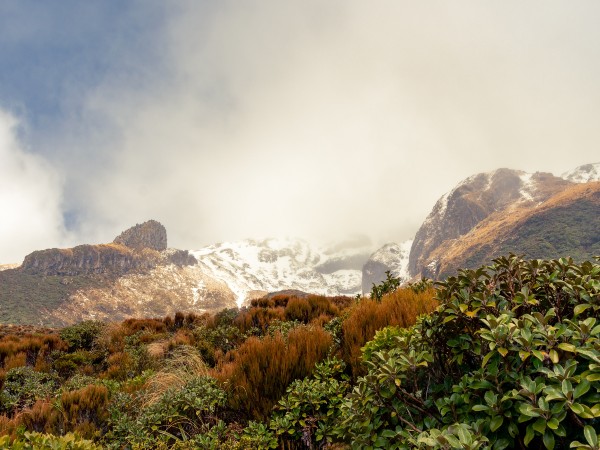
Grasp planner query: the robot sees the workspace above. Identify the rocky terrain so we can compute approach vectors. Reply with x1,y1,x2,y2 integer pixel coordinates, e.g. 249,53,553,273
1,223,371,325
21,221,196,276
424,181,600,279
408,168,571,277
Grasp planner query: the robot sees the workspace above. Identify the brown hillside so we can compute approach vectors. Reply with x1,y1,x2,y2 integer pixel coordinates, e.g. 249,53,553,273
427,182,600,278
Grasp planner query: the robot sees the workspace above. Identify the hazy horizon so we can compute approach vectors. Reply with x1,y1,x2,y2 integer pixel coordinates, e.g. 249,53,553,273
2,1,600,263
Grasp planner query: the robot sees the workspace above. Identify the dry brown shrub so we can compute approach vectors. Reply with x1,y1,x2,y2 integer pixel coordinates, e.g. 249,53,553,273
3,353,26,371
147,341,168,359
0,333,65,369
122,318,166,335
217,325,332,420
0,414,17,438
284,296,339,323
16,399,60,434
60,384,109,437
95,322,126,354
102,351,134,380
234,307,285,334
340,287,437,377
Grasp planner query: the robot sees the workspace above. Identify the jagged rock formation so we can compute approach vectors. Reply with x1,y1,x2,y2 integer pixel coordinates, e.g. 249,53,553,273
362,240,412,294
113,220,167,251
21,220,195,276
408,169,571,278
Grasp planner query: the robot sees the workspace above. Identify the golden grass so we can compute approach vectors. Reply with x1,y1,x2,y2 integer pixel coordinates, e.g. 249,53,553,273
141,346,209,408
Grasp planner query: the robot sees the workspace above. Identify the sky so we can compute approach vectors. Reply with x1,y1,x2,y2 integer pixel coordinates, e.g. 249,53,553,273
1,1,600,263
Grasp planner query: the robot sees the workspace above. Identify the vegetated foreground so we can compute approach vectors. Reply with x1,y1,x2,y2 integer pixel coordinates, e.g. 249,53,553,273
0,255,598,449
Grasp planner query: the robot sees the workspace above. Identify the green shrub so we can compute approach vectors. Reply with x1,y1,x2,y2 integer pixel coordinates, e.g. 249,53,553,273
104,376,226,448
0,430,102,449
335,255,600,449
0,367,59,414
270,358,350,449
60,321,105,352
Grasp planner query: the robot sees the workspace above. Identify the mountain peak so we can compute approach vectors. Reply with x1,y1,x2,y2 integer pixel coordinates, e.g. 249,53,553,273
561,162,600,183
113,220,167,251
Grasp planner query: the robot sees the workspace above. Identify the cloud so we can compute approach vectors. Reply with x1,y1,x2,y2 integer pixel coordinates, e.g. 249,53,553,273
12,1,600,252
0,110,66,263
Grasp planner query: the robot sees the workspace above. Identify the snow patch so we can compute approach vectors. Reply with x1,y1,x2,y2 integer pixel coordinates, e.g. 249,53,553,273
191,237,370,307
561,163,600,183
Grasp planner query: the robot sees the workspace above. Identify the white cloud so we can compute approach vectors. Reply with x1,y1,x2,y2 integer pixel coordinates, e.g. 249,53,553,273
31,1,600,250
0,110,65,263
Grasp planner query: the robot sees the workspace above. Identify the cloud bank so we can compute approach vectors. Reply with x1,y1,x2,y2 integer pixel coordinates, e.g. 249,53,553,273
3,1,600,261
0,110,65,262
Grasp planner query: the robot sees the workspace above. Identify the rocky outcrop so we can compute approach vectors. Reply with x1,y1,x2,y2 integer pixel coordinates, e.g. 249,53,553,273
408,169,571,278
21,220,196,277
113,220,167,251
362,241,412,294
22,244,155,276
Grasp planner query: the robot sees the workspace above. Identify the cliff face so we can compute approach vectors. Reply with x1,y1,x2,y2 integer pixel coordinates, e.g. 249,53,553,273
22,244,153,276
21,220,196,277
408,169,571,278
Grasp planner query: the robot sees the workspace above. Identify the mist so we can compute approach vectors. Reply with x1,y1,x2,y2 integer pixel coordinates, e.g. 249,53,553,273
2,1,600,262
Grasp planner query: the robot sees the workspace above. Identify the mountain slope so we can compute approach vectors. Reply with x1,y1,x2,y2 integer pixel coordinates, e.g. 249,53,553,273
408,169,572,278
425,182,600,279
561,162,600,183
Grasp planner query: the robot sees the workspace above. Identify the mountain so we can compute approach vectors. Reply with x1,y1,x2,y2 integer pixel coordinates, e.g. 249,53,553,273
361,240,412,294
192,237,372,306
424,181,600,279
406,163,600,279
0,224,371,326
561,162,600,183
408,168,572,278
0,221,232,326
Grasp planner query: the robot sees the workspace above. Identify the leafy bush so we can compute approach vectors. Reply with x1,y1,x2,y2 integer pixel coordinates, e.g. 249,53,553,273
104,376,226,448
270,358,350,449
0,367,59,414
60,321,105,352
336,255,600,449
0,430,102,449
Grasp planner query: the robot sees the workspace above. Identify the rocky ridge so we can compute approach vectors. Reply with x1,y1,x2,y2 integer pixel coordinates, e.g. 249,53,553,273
408,169,571,278
21,221,196,276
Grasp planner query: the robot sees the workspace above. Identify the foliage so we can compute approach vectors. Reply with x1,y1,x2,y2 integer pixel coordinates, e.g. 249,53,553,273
105,376,226,448
371,270,402,302
270,358,351,449
219,325,333,420
60,321,105,352
0,430,103,449
340,287,437,378
0,367,59,413
336,255,600,449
